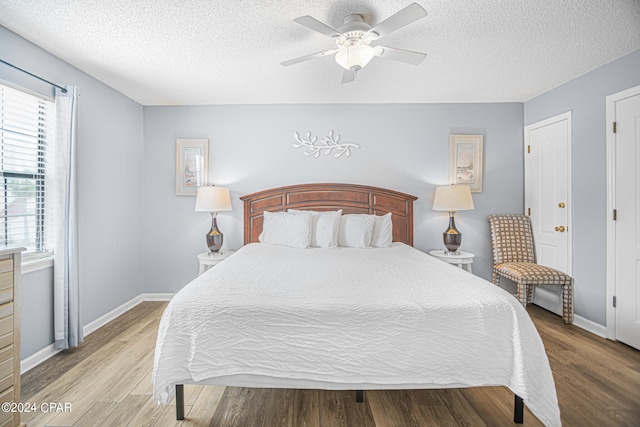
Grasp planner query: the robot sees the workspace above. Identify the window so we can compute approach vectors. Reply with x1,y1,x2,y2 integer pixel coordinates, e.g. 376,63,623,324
0,84,54,258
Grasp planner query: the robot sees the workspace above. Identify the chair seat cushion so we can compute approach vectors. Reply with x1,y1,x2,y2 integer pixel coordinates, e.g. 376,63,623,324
494,262,572,285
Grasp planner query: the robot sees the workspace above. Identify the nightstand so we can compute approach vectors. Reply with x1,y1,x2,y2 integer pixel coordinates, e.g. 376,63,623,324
198,250,235,275
429,250,475,273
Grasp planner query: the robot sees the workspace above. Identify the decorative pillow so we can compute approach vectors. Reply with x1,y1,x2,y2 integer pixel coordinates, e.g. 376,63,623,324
288,209,342,248
338,214,375,248
258,211,312,248
371,212,393,247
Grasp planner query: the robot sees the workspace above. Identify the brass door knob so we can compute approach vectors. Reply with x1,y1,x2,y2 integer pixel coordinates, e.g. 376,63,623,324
554,226,566,232
558,202,566,208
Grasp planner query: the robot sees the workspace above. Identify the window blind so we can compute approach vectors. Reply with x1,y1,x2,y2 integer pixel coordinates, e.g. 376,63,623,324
0,84,54,256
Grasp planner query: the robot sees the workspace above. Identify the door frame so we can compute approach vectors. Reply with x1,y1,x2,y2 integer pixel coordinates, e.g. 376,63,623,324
606,84,640,340
524,112,573,314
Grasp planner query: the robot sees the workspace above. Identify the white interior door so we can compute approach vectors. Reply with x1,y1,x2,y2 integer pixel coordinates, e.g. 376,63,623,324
524,112,572,316
612,89,640,350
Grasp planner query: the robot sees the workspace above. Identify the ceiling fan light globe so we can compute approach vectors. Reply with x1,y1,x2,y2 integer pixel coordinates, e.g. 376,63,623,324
335,45,375,70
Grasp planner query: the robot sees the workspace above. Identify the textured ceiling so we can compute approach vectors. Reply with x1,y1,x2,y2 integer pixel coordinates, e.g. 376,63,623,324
1,0,639,105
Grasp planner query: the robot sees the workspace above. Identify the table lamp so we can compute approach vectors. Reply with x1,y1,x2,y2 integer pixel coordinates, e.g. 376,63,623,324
195,186,232,253
432,185,474,254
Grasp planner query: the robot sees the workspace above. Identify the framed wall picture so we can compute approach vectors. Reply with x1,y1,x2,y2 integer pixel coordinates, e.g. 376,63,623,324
176,138,209,195
449,134,483,192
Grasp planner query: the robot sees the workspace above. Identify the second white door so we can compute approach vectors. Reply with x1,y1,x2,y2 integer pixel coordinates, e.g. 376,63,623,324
611,87,640,350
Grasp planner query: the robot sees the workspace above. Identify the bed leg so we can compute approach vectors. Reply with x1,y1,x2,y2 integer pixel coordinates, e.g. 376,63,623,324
176,384,185,420
514,394,523,424
356,390,364,403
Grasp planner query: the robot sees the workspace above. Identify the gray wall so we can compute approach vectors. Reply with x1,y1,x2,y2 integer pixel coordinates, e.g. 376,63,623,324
143,103,524,293
21,268,54,359
524,48,640,325
1,26,145,359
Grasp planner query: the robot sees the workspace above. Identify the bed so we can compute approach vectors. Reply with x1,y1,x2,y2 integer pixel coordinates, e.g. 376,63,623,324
152,183,561,426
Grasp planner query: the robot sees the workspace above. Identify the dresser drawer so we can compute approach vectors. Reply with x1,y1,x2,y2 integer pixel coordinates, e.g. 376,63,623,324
0,290,11,307
0,374,12,396
0,272,11,295
0,387,13,424
0,306,13,351
0,346,12,381
0,327,13,393
0,304,12,321
0,260,11,276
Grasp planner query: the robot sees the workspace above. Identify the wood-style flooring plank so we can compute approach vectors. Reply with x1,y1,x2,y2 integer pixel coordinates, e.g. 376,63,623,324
130,369,153,396
291,389,320,427
367,389,407,427
436,388,489,427
208,386,267,427
318,389,376,427
459,387,515,426
72,395,148,427
124,396,183,427
415,403,459,427
368,390,426,427
183,385,225,426
258,388,295,427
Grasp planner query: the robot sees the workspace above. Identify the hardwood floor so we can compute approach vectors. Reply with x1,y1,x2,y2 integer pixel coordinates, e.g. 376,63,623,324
20,302,640,426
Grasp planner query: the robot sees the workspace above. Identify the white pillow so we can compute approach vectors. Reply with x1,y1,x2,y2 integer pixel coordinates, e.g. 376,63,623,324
371,212,393,247
288,209,342,248
259,211,312,248
338,214,375,248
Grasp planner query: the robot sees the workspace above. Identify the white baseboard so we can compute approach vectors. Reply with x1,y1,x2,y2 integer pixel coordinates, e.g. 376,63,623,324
20,344,62,374
83,293,174,337
532,287,563,317
531,288,607,338
83,295,144,337
573,314,607,338
22,293,175,374
140,293,174,301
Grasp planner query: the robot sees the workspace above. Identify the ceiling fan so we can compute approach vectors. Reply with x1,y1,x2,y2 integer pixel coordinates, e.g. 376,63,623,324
281,3,428,84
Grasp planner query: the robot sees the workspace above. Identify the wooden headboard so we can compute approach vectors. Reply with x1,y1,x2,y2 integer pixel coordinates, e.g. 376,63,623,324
240,183,418,246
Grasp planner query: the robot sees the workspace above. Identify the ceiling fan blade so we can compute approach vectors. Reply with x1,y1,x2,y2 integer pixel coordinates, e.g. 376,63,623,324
281,49,339,66
373,46,426,65
367,3,427,40
294,15,343,38
341,68,357,84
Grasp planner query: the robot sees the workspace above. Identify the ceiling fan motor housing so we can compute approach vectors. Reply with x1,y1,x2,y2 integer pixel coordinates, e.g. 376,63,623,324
338,14,371,33
336,15,372,46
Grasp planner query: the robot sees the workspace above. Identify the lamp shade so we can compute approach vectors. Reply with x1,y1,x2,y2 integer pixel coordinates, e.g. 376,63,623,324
335,44,375,70
195,186,232,212
433,185,474,211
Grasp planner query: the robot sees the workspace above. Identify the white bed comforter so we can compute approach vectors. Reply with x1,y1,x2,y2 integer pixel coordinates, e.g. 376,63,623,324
152,243,560,426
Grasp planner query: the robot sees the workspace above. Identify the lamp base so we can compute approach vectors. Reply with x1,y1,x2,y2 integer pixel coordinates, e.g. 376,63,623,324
206,213,224,253
443,211,462,254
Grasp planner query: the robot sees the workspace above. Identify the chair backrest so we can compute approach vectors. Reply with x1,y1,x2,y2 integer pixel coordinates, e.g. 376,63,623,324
488,214,536,265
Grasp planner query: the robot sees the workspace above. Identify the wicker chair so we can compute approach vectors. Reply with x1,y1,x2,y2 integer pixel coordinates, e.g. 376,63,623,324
488,214,573,324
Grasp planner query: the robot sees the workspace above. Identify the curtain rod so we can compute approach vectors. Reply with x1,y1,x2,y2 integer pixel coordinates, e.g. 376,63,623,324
0,58,67,93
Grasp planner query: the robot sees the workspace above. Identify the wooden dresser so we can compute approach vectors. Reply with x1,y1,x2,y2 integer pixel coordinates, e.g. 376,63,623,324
0,249,22,427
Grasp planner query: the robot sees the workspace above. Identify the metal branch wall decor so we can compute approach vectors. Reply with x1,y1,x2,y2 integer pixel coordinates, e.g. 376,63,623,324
292,131,360,158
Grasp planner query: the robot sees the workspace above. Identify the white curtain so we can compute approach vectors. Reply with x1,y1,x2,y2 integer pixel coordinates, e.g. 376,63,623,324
53,86,81,349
